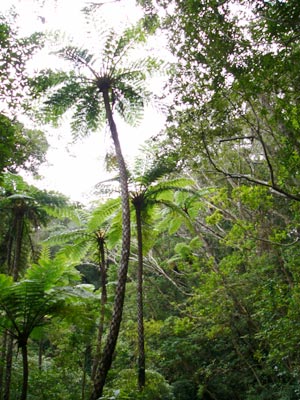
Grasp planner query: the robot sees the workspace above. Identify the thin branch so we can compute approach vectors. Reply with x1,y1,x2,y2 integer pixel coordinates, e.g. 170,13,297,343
84,0,120,6
219,136,255,143
202,136,300,202
246,96,276,187
145,254,193,296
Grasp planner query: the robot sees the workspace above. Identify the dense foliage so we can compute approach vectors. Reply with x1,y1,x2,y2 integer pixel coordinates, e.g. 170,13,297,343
1,1,300,400
0,13,48,178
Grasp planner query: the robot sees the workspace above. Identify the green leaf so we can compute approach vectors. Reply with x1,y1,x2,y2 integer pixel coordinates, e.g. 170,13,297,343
168,217,182,235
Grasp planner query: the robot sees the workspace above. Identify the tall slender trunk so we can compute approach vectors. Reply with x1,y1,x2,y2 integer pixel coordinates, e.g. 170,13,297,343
20,340,28,400
82,345,91,400
3,336,14,400
90,89,131,400
38,339,43,370
91,236,107,380
10,210,25,281
0,331,7,399
4,210,25,400
135,204,146,390
82,366,87,400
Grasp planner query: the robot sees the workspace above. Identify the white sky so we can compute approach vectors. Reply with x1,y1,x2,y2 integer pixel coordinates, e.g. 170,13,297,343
1,0,167,205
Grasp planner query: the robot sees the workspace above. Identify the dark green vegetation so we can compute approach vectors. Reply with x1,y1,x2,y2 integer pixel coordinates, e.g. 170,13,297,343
1,1,300,399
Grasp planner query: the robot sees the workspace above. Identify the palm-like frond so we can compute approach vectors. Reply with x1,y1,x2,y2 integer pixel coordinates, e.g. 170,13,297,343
116,66,146,83
88,198,121,231
29,69,71,99
56,239,93,263
114,83,145,126
25,254,80,289
105,215,123,249
42,76,82,114
103,166,196,243
103,28,126,68
103,25,145,72
70,84,104,136
44,228,89,247
0,274,13,294
132,156,177,186
42,77,85,120
44,225,96,264
41,204,82,225
56,46,96,71
91,198,123,249
111,56,161,126
147,178,195,198
40,74,105,136
156,200,195,235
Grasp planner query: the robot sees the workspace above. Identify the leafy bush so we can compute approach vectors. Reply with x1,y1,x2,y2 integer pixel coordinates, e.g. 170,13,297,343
103,369,174,400
27,366,86,400
171,380,197,400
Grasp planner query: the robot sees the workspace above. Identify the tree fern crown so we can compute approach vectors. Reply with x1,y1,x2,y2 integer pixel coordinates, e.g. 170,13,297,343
30,25,162,137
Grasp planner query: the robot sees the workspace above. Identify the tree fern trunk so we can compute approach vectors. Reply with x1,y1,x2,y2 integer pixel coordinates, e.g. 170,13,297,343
135,204,146,390
11,211,24,281
91,237,108,380
90,89,131,400
4,208,25,400
0,331,7,400
38,339,43,370
82,345,91,400
20,340,28,400
3,335,14,400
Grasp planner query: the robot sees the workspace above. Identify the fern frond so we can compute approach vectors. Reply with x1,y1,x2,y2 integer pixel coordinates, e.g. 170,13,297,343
144,180,194,200
104,27,140,70
0,274,13,292
55,239,92,263
43,229,89,246
42,78,85,124
25,254,80,289
56,46,96,70
70,84,104,136
29,69,71,98
42,205,83,225
106,217,122,249
155,199,195,234
88,198,121,231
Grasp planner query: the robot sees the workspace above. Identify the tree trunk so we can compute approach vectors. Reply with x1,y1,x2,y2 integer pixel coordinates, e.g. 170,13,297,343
3,336,14,400
10,210,25,281
90,89,131,400
0,331,8,399
20,340,28,400
82,345,91,400
91,236,107,380
135,204,146,390
4,210,25,400
38,339,43,371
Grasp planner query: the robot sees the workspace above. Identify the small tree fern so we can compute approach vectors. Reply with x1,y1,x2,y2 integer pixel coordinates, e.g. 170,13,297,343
0,252,94,400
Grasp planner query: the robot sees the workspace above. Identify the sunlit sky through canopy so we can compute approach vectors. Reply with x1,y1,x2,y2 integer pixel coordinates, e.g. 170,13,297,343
1,0,167,204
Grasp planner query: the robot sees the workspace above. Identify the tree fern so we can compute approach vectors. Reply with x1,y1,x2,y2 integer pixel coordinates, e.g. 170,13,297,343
29,21,164,398
0,255,96,400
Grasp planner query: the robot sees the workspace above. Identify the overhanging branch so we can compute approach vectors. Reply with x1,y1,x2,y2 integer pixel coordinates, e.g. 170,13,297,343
202,136,300,202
